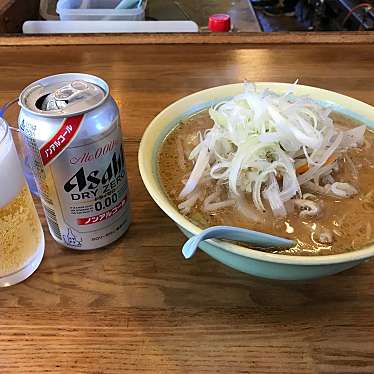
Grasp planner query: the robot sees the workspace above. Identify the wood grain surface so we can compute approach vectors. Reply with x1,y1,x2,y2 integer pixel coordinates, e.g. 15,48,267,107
1,43,374,373
1,32,374,46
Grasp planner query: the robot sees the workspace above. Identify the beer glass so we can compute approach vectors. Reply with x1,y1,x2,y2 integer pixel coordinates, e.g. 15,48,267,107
0,117,44,287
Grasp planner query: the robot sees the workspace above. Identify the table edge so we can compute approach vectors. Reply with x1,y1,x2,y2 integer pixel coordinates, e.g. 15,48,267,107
0,32,373,46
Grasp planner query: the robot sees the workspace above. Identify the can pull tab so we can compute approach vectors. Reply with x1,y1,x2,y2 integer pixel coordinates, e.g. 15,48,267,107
40,79,103,112
53,80,90,102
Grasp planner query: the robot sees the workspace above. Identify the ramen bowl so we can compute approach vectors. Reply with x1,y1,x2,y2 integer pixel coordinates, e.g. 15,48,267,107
138,83,374,280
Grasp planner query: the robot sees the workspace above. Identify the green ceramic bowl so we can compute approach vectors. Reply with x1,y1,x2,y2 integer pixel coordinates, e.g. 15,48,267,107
138,83,374,280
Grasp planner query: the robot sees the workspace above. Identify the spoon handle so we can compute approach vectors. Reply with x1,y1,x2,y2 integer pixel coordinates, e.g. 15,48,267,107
201,226,295,247
182,226,295,259
182,236,203,259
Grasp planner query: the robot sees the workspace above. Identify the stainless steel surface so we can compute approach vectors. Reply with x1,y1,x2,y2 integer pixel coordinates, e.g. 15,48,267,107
148,0,261,32
40,0,260,32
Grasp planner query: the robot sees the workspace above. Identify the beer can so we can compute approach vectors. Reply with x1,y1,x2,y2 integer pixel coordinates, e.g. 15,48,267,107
18,73,131,250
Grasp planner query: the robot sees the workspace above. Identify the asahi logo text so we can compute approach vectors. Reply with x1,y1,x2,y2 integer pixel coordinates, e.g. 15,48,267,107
64,146,125,201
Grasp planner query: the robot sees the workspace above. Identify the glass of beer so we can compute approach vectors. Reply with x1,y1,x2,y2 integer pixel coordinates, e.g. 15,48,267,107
0,117,44,287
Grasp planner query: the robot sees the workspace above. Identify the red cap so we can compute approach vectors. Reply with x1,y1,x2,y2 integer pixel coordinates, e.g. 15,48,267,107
208,14,231,32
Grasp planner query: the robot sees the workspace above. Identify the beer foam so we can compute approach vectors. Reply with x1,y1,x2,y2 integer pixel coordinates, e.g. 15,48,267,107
0,130,25,208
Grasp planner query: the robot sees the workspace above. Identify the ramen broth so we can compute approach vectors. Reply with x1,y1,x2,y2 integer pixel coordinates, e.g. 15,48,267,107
158,109,374,256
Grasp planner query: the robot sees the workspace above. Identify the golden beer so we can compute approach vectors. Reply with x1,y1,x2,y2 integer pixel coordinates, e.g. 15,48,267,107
0,118,44,286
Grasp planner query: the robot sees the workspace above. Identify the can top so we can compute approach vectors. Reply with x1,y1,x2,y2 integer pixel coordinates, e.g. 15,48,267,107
19,73,109,118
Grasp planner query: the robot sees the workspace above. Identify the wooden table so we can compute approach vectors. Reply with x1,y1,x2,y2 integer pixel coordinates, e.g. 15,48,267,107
1,36,374,373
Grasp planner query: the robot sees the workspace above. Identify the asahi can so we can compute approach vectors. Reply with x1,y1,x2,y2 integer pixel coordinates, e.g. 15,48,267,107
18,73,131,250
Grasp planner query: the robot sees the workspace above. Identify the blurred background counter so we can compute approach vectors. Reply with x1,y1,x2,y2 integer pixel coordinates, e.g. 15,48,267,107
0,0,373,34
